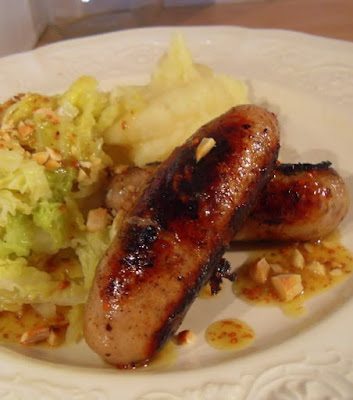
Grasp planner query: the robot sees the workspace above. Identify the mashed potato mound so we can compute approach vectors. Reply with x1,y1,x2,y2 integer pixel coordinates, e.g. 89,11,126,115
104,34,248,166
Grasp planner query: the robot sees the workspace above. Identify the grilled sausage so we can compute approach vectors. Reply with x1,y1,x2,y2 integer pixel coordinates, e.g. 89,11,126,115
84,105,280,367
234,162,349,241
106,162,349,242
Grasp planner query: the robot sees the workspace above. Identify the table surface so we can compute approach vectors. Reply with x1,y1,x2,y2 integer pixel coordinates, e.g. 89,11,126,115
37,0,353,47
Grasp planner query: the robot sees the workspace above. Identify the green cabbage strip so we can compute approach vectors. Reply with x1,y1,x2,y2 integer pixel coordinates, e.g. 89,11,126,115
0,75,119,340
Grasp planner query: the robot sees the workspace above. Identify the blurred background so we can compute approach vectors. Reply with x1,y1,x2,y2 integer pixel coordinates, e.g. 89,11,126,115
1,0,352,57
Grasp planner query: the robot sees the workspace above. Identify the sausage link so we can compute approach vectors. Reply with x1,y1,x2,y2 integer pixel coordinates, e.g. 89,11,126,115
106,162,349,242
234,162,349,241
84,105,279,367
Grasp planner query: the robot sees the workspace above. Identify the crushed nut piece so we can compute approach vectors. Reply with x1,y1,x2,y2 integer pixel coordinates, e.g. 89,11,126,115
329,268,343,276
270,263,286,274
249,257,270,284
46,147,62,161
110,210,125,241
45,159,61,171
34,108,60,124
90,156,101,166
196,137,216,162
321,240,336,250
32,303,56,319
71,145,79,158
18,121,34,137
80,160,92,169
77,168,88,183
271,274,303,301
291,249,305,269
303,243,314,253
2,132,11,142
114,165,129,174
86,208,109,232
20,326,50,344
47,328,60,347
32,151,49,165
307,261,326,276
176,330,196,345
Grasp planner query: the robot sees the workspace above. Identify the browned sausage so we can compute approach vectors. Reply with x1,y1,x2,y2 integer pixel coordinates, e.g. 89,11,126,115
106,162,349,242
234,162,349,241
84,105,280,367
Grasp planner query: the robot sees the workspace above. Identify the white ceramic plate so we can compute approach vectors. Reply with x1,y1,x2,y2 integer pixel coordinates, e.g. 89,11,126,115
0,26,353,399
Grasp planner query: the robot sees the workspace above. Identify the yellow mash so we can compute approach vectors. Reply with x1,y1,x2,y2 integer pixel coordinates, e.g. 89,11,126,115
104,33,248,165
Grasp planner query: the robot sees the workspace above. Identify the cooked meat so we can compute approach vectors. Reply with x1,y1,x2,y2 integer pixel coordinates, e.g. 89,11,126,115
235,162,349,241
84,105,280,367
106,162,349,242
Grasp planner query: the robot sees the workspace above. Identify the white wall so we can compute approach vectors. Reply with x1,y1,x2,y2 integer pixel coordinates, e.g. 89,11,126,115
0,0,49,57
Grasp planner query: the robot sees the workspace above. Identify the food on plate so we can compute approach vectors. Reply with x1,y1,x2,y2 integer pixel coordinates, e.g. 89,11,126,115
0,77,115,344
84,105,280,367
205,318,255,351
105,161,349,243
234,234,353,316
0,34,247,345
103,34,248,166
0,30,351,369
234,162,349,242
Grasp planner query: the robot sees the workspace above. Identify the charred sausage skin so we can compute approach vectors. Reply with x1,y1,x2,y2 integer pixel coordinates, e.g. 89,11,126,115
84,105,280,367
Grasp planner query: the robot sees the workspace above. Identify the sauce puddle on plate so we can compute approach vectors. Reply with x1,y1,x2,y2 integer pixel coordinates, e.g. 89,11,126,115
233,231,353,316
205,318,255,351
0,304,68,346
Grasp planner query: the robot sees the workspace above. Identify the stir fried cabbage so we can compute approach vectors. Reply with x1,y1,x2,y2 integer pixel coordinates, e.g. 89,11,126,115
0,76,116,341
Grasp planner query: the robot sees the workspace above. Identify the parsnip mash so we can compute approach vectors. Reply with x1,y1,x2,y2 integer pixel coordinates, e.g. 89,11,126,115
104,33,248,165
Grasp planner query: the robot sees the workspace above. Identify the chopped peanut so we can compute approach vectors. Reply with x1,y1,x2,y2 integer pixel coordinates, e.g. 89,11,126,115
31,303,56,319
18,121,34,137
80,160,92,169
46,147,62,161
303,243,314,253
90,156,101,166
176,330,196,345
45,159,61,171
270,263,286,274
77,168,88,183
20,326,50,344
47,328,60,347
1,132,11,142
71,145,79,158
114,164,129,174
271,274,303,301
307,261,326,276
196,137,216,162
110,210,125,241
34,108,60,124
321,240,336,250
329,268,343,276
249,257,270,284
291,249,305,269
32,151,49,165
86,208,109,232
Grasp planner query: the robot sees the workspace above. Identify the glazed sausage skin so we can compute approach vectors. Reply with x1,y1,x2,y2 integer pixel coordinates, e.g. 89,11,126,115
84,105,280,367
234,162,350,241
106,162,349,242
